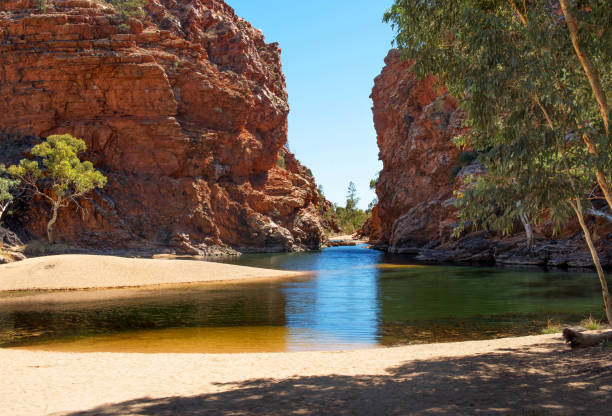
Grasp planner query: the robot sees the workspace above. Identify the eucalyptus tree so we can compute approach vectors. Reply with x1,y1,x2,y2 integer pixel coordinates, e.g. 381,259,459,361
7,134,107,243
346,181,359,212
384,1,612,324
0,170,19,223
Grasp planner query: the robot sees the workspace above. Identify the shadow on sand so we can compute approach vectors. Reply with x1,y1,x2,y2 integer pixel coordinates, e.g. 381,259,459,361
61,343,611,416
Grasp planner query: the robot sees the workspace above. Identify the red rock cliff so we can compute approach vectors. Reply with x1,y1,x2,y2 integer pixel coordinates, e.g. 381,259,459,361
370,49,612,268
0,0,329,253
371,50,462,253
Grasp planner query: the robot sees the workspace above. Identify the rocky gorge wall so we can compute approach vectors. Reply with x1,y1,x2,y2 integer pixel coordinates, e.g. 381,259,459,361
368,49,612,268
0,0,333,254
370,50,462,251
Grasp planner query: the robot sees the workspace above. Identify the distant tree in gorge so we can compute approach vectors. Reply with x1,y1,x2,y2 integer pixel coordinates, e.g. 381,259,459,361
346,181,359,211
331,182,368,234
7,134,107,243
384,1,612,326
368,173,380,213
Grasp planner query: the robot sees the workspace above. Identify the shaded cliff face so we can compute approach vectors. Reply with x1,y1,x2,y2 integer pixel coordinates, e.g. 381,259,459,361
0,0,329,252
372,50,462,252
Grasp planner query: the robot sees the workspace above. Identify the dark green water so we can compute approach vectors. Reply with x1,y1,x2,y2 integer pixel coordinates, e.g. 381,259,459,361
0,245,607,352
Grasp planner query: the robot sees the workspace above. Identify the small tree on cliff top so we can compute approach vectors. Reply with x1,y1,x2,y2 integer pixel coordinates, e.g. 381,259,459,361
105,0,146,19
7,134,107,243
384,1,612,326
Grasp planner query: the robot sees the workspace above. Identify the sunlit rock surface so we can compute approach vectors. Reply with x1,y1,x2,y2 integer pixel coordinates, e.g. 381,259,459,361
371,49,462,252
0,0,330,253
369,49,612,267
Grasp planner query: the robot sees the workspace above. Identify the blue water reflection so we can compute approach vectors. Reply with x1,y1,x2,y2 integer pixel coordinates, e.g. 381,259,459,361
282,245,383,349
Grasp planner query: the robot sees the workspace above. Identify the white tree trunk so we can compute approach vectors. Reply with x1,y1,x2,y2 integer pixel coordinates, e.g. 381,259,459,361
47,200,60,243
587,208,612,223
559,0,610,135
518,212,535,252
0,202,8,222
571,201,612,327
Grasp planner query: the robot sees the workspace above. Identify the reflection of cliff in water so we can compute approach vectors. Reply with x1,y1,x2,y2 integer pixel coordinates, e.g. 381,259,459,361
0,283,288,349
376,265,605,345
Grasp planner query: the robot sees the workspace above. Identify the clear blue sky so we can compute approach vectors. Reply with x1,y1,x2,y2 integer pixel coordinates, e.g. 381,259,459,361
229,0,395,210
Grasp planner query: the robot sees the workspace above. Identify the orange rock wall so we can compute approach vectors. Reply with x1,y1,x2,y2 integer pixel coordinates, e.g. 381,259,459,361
0,0,328,252
371,50,462,252
370,49,612,268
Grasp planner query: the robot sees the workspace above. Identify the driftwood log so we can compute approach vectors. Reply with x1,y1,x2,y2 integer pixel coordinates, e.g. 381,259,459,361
563,328,612,348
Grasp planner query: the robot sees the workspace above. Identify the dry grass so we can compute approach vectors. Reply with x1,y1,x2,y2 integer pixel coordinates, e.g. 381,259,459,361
540,319,562,334
23,240,76,257
580,315,602,331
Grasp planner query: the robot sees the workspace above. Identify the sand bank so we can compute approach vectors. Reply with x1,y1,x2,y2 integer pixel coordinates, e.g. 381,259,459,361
2,333,611,415
0,254,307,291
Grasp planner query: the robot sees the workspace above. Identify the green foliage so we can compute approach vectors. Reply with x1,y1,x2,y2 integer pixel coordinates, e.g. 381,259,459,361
334,205,369,235
369,172,380,191
8,134,107,200
450,151,477,179
458,151,477,165
37,0,47,13
0,165,19,222
368,173,379,213
385,1,612,237
333,182,368,234
7,134,107,242
345,181,359,212
580,315,602,330
117,23,130,33
105,0,146,19
540,319,562,335
276,150,286,169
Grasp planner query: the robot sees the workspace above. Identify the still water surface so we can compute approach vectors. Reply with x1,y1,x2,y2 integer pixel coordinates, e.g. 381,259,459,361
0,245,606,353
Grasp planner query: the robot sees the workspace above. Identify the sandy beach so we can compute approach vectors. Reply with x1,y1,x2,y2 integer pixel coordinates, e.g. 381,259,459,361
329,234,369,244
0,333,610,415
0,254,307,291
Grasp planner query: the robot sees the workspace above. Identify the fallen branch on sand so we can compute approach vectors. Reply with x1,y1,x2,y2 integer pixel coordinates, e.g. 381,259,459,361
563,328,612,348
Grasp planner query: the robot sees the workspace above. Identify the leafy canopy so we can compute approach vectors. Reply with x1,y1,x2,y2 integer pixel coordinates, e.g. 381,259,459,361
7,134,107,200
384,1,612,235
345,181,359,212
333,182,368,234
0,166,19,220
7,134,107,242
105,0,146,19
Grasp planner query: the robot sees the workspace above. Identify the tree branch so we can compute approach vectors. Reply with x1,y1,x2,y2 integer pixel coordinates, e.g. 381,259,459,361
587,208,612,223
559,0,610,137
508,0,528,25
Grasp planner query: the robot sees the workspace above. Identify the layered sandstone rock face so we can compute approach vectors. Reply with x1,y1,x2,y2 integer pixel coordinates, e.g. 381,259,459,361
0,0,328,253
371,50,462,253
370,49,612,267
